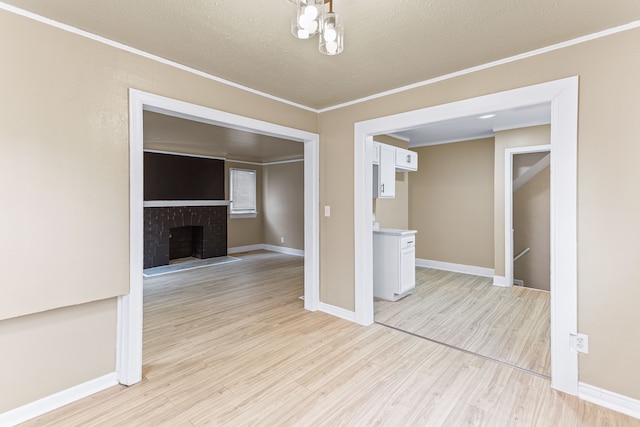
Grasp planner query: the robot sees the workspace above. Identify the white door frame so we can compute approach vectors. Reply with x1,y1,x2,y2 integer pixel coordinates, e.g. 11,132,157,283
354,76,578,395
504,145,551,288
117,89,320,385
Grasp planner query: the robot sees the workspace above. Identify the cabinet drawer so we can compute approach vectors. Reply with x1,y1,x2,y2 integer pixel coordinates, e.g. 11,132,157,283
400,236,415,249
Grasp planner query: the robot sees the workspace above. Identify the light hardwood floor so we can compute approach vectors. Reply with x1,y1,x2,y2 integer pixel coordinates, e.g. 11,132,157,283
375,268,551,377
19,251,639,426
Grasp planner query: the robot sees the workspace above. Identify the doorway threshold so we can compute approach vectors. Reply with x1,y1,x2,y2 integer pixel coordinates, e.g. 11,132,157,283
375,321,551,381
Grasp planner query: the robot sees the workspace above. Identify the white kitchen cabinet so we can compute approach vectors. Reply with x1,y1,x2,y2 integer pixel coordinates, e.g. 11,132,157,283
373,143,396,198
373,229,417,301
372,141,380,165
395,147,418,171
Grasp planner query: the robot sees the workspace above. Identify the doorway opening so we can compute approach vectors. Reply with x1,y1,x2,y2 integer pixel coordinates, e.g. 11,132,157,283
354,77,578,395
374,135,553,378
507,147,552,291
117,89,320,386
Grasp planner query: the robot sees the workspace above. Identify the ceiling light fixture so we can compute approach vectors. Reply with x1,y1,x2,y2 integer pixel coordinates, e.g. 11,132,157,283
290,0,344,56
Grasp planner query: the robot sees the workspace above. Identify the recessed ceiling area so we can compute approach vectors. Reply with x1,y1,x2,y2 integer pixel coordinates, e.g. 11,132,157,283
392,103,551,147
143,111,304,163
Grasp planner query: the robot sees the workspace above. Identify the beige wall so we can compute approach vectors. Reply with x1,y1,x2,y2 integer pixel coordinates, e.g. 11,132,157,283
318,29,640,399
493,126,550,277
0,9,316,411
372,135,409,229
0,299,117,413
2,6,640,414
225,162,264,248
514,165,550,291
263,161,305,250
409,138,495,268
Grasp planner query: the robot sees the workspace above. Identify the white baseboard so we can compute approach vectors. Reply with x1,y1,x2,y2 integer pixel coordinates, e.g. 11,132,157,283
227,244,265,254
318,302,356,322
492,275,512,287
416,258,494,278
228,244,304,257
579,382,640,420
0,372,118,427
263,244,304,257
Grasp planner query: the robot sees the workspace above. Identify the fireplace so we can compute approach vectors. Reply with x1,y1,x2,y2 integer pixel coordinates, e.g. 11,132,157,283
169,225,204,260
143,206,227,269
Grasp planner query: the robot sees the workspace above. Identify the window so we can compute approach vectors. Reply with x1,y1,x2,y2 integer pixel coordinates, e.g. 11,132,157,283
229,168,257,217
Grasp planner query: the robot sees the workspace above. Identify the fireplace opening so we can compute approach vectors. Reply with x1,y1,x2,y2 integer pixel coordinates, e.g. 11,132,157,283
169,225,204,261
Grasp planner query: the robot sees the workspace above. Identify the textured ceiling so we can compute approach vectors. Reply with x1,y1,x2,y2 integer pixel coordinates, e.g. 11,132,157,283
143,112,304,163
4,0,640,109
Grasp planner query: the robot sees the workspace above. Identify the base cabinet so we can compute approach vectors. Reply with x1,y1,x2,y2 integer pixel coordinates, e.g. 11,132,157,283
373,229,417,301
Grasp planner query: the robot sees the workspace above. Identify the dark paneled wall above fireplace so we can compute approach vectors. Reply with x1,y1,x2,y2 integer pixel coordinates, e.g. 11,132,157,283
144,152,225,200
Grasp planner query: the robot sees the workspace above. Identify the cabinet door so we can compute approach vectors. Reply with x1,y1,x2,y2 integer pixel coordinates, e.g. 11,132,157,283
399,245,416,294
376,143,396,198
395,148,418,171
372,142,380,165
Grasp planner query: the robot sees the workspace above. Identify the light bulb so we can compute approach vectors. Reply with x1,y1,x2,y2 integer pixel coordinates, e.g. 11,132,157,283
299,14,311,29
298,29,310,39
323,27,337,42
326,41,338,54
304,5,318,20
307,20,318,33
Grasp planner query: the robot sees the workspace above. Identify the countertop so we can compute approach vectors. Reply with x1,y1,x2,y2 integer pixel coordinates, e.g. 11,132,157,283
373,228,417,236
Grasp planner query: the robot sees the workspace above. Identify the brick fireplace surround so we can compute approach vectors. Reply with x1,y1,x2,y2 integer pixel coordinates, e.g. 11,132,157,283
143,205,227,269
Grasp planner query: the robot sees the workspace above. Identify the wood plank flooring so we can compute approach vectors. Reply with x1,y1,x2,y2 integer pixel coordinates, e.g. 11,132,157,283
19,251,639,426
375,268,551,377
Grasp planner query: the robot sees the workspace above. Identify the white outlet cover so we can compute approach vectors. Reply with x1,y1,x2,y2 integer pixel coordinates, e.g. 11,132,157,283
576,333,589,354
571,333,589,354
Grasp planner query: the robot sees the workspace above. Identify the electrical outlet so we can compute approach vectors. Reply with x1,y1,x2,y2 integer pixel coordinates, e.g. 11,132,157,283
280,236,284,243
576,333,589,353
571,333,589,354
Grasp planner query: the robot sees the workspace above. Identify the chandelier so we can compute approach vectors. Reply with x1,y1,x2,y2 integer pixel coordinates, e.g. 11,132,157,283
290,0,344,55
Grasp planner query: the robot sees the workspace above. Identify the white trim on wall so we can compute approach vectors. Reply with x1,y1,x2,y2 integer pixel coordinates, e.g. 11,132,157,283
320,22,640,113
263,244,304,257
354,76,579,396
227,244,264,254
227,244,304,258
579,383,640,420
0,3,317,113
492,275,511,287
0,373,117,427
231,158,305,166
2,2,637,115
318,303,356,323
415,258,494,278
120,89,320,386
143,200,231,207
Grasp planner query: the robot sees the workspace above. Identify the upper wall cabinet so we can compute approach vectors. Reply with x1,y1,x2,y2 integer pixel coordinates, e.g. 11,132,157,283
372,142,418,198
395,147,418,172
372,142,380,165
373,143,396,198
